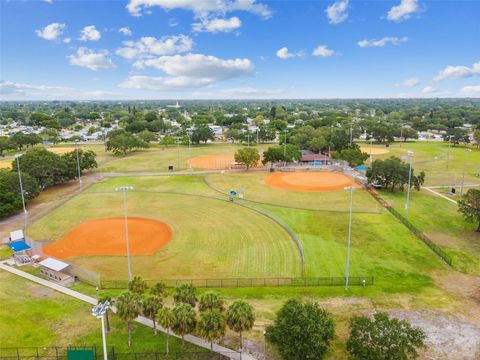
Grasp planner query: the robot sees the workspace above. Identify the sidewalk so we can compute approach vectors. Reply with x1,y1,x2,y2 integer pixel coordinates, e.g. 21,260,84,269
0,262,257,360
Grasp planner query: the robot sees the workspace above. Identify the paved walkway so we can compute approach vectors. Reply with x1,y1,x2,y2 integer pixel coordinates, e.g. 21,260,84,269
0,262,257,360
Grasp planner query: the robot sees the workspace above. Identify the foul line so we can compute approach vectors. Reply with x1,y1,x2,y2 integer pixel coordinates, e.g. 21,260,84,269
422,187,457,205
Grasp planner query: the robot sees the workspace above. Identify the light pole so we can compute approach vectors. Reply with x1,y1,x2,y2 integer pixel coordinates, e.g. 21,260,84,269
176,136,180,170
446,135,453,170
350,124,353,146
283,129,287,167
75,141,82,190
405,151,414,220
344,186,355,290
399,124,404,147
92,300,110,360
187,131,192,170
460,148,472,196
15,154,28,229
369,138,373,165
256,128,259,145
116,186,133,281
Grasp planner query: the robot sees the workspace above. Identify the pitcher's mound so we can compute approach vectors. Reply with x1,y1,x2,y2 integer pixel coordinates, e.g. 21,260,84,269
43,217,172,258
264,172,362,192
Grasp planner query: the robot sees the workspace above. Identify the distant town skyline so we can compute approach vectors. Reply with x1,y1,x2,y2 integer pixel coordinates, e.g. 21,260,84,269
1,0,479,100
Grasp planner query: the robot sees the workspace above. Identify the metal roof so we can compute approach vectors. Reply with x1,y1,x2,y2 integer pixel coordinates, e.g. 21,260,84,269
38,258,70,272
10,230,24,241
6,241,31,253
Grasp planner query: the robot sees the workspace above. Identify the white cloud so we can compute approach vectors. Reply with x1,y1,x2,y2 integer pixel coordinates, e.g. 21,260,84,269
192,16,241,33
0,80,119,100
387,0,420,21
312,45,335,57
119,27,133,36
35,23,66,41
63,38,71,44
79,25,101,41
434,61,480,81
44,0,53,3
121,53,253,90
461,85,480,95
68,48,116,71
276,47,303,59
358,36,408,48
126,0,271,18
116,35,193,59
422,85,437,94
325,0,349,24
402,77,421,87
220,87,285,97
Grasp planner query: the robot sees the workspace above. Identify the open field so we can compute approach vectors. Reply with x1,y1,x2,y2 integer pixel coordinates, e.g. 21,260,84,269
27,175,301,280
362,141,480,186
379,189,480,275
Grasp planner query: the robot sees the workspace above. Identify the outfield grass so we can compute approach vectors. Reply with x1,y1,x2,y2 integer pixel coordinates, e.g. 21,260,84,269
379,189,480,275
206,172,383,213
363,141,480,186
96,143,264,173
27,176,301,280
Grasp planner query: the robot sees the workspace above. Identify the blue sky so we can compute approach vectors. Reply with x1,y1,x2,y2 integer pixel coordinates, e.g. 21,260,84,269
1,0,479,100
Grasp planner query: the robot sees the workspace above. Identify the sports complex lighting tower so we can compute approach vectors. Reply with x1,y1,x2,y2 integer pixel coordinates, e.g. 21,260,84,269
92,300,110,360
116,186,134,281
344,186,355,290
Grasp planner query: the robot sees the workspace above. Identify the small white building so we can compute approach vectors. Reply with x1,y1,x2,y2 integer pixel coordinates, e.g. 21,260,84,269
38,258,75,286
9,229,25,242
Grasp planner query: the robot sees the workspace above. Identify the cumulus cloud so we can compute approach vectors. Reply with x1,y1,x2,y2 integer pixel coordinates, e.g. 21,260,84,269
358,36,408,48
192,16,241,33
0,80,118,100
422,85,437,94
325,0,349,24
116,35,193,59
312,45,335,57
119,27,133,36
79,25,101,41
35,23,66,41
276,47,303,59
402,77,421,87
460,85,480,95
434,61,480,81
126,0,271,18
68,48,116,70
121,53,253,90
387,0,421,21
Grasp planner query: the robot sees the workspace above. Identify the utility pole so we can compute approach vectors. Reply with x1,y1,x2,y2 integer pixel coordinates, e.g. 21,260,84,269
344,186,355,290
75,141,82,190
116,186,133,281
15,154,28,229
461,148,472,196
405,151,414,219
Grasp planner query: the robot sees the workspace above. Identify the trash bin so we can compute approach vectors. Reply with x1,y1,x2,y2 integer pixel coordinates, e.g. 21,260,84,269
168,165,174,171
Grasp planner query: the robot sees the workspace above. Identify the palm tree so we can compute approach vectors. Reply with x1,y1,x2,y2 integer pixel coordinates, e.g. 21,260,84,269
157,307,175,354
150,282,167,298
142,294,163,335
199,292,224,313
198,309,226,351
172,303,197,347
98,295,112,332
116,291,142,347
173,283,197,307
128,276,148,295
226,300,255,350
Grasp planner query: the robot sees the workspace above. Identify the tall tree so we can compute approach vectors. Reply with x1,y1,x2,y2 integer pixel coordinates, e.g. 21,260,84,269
266,299,334,360
346,312,426,360
458,189,480,232
226,300,255,350
172,303,197,346
157,307,176,354
199,292,225,313
142,295,163,335
198,309,227,351
150,282,167,298
128,276,148,295
234,148,260,170
116,291,142,347
173,284,197,307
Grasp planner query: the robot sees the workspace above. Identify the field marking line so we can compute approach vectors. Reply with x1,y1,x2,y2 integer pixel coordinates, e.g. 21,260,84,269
422,187,457,205
0,262,256,360
426,184,480,189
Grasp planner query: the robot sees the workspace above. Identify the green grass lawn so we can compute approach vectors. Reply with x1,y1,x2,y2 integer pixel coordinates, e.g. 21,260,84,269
379,189,480,275
363,141,480,186
27,175,301,280
0,271,194,354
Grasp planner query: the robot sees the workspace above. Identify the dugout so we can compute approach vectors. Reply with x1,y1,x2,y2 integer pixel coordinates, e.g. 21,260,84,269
6,240,32,264
38,258,75,286
300,153,331,165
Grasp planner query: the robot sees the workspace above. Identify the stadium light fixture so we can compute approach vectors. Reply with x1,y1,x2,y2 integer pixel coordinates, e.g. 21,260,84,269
344,186,355,290
92,300,110,360
405,151,414,219
116,186,134,281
